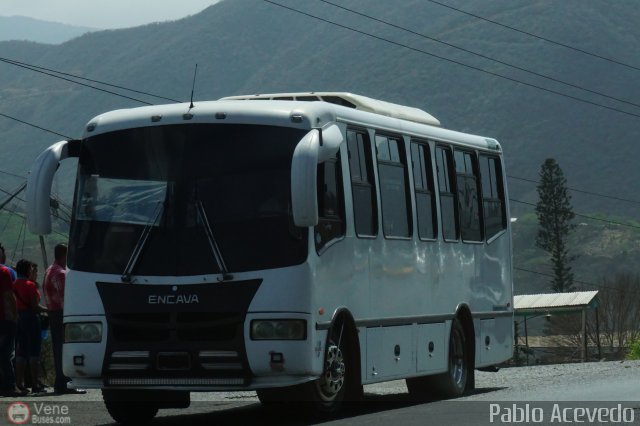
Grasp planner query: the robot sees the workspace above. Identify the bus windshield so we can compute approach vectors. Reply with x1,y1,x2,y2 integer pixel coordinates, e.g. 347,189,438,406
69,123,308,276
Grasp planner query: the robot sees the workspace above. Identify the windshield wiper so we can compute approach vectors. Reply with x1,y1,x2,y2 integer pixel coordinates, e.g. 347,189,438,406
196,199,233,281
121,201,164,283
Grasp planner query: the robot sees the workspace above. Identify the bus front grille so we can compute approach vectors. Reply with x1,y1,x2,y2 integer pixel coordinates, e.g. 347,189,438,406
104,348,248,384
108,312,241,343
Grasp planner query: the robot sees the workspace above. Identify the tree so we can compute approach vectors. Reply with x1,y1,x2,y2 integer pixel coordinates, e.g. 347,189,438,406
535,158,576,292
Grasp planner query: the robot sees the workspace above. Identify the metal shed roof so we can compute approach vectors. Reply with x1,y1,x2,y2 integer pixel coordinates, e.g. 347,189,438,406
514,291,599,315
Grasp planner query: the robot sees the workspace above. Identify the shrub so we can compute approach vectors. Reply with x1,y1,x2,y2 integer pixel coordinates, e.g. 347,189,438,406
627,338,640,360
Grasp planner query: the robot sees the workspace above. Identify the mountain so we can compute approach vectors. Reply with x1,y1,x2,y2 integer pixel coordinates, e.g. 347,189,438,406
1,0,640,290
0,15,97,44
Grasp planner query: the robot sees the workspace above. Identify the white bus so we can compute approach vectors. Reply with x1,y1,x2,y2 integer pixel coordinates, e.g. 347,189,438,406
27,92,513,423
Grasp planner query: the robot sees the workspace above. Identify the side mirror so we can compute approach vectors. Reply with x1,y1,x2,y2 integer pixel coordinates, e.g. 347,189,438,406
291,124,343,227
26,140,80,235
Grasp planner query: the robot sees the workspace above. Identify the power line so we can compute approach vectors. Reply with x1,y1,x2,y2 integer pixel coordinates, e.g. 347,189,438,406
507,175,640,206
0,198,19,235
50,195,73,217
0,56,183,104
514,266,598,290
0,208,69,240
0,112,72,139
0,169,26,179
1,190,72,227
510,198,640,230
11,217,26,261
0,58,153,106
1,184,72,227
317,0,640,111
263,1,640,121
425,0,640,74
0,183,27,207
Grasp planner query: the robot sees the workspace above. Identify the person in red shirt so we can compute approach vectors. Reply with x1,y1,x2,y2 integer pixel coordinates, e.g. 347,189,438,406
13,259,47,393
44,244,84,395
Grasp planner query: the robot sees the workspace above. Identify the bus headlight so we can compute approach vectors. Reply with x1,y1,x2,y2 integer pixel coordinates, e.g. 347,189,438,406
250,320,306,340
65,323,103,343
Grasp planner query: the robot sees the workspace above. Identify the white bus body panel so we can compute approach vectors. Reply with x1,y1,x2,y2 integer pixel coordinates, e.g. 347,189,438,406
308,122,512,383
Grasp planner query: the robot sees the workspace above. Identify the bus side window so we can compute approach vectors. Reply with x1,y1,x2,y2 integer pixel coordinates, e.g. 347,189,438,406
376,134,412,238
480,155,507,240
315,155,345,252
411,141,437,240
454,149,482,242
435,145,458,241
347,129,377,237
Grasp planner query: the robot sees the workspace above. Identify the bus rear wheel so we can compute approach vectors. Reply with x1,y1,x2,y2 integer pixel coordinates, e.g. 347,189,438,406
434,319,468,397
406,319,468,399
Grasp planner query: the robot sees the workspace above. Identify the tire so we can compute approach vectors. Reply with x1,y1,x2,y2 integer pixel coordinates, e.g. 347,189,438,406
301,321,356,415
434,319,468,397
406,319,468,399
102,390,159,425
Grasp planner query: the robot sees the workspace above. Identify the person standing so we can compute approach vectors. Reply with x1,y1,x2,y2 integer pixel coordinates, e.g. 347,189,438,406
0,243,17,282
13,260,47,393
0,262,25,396
44,244,84,395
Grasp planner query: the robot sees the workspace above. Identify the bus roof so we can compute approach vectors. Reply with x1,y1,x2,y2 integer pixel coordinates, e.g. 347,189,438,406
82,95,500,153
219,92,441,127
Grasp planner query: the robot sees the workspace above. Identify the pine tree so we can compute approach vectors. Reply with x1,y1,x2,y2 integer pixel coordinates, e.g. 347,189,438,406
535,158,576,292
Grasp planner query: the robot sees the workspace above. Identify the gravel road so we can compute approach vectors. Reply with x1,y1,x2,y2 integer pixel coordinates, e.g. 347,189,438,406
9,359,639,403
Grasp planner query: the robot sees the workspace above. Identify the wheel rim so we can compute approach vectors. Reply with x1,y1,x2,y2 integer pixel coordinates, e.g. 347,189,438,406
450,326,466,389
317,342,345,401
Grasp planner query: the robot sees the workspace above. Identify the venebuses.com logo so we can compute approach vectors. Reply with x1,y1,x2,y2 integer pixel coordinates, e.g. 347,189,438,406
6,401,72,424
7,402,30,425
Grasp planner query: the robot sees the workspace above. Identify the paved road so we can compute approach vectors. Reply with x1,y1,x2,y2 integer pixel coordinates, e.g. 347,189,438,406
2,360,639,425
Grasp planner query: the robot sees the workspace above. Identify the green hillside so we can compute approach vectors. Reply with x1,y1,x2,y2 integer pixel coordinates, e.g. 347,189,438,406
1,0,640,292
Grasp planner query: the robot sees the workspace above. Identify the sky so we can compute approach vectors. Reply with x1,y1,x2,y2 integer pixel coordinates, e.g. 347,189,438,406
0,0,221,29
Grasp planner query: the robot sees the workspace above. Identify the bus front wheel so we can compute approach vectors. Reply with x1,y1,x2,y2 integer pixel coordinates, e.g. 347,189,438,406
303,322,353,414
